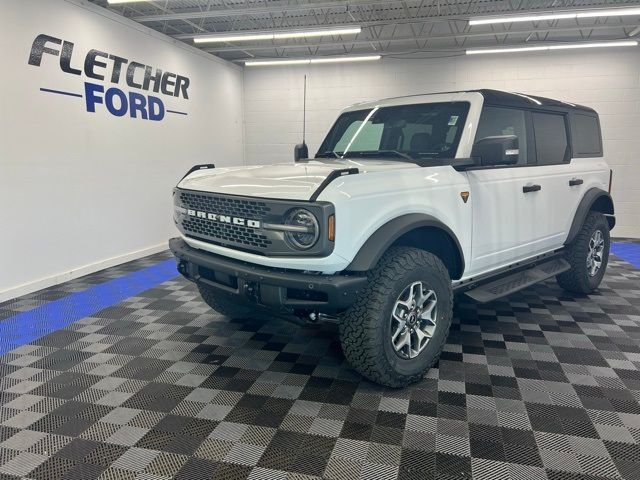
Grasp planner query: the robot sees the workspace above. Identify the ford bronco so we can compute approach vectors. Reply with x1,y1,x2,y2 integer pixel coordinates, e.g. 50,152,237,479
170,89,615,387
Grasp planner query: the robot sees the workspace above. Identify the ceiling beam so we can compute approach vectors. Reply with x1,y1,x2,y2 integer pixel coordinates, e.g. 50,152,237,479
172,17,469,41
171,13,638,41
129,0,627,23
201,22,638,53
230,37,638,60
131,0,416,23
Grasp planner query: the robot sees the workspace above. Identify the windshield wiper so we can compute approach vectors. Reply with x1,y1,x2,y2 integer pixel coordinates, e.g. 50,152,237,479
344,150,414,161
376,150,414,161
315,151,342,158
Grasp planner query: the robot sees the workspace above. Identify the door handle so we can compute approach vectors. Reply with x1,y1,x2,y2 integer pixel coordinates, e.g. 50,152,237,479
523,184,541,193
569,178,584,186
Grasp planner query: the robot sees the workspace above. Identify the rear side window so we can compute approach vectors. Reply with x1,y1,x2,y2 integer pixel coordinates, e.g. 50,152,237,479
474,107,528,165
532,112,568,165
572,114,602,156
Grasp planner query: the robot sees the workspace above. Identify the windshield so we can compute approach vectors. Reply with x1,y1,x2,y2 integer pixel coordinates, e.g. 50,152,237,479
316,101,470,162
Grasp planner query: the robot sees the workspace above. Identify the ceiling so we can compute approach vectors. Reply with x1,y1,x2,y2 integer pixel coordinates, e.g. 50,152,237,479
87,0,640,62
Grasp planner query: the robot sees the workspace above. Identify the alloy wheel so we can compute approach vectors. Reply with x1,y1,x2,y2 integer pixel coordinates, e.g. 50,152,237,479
390,281,438,359
586,229,605,277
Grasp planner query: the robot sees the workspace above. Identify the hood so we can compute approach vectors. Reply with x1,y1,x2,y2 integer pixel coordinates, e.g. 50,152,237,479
178,159,417,200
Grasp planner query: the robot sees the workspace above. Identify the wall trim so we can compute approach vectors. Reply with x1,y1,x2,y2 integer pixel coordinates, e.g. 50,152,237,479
0,243,170,304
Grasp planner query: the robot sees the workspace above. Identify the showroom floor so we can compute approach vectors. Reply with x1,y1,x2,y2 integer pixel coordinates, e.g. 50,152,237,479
1,243,640,480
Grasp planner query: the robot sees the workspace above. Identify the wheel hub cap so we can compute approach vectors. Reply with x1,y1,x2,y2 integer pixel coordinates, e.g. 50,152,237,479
390,281,438,359
586,229,605,277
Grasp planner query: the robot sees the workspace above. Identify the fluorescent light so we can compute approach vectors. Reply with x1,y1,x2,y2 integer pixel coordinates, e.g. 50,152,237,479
466,46,549,54
196,34,278,43
469,7,640,25
244,55,381,66
548,41,638,49
275,27,361,39
470,13,574,25
245,59,311,66
577,8,640,18
310,55,381,64
107,0,149,4
466,41,638,55
194,26,361,44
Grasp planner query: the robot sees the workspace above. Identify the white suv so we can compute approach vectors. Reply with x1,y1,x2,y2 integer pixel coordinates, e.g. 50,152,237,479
170,89,615,387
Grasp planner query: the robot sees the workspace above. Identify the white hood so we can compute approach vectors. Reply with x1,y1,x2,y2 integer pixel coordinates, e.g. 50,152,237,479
178,159,417,200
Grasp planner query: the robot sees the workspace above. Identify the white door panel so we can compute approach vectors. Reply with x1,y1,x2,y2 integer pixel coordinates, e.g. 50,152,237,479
467,159,610,277
467,167,551,274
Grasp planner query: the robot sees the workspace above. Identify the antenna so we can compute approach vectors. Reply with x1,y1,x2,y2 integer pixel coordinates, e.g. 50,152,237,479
302,74,306,145
294,74,309,162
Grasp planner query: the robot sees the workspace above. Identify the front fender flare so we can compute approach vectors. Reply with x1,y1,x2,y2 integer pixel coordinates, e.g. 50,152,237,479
345,213,465,278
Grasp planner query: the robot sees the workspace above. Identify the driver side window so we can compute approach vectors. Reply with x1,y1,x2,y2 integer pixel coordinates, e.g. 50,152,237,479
474,107,528,165
333,120,383,152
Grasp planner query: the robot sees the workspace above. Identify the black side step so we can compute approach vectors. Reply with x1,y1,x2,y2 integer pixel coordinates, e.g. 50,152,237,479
465,258,570,303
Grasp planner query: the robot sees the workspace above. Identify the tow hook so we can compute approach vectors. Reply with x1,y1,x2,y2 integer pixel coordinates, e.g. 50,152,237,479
243,282,259,303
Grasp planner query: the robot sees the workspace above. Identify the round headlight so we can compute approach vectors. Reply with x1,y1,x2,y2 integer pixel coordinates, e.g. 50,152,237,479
285,209,319,250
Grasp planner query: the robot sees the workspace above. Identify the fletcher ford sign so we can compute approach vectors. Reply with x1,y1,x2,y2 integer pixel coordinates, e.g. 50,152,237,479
28,34,190,121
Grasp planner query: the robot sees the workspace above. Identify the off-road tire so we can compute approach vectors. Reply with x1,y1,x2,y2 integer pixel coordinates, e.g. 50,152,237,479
339,247,453,388
197,282,253,318
556,211,610,294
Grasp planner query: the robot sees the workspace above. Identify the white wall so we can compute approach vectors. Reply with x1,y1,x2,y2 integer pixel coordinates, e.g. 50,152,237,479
243,50,640,239
0,0,244,301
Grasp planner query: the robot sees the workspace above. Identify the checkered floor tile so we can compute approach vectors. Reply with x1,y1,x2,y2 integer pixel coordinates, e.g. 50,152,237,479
1,242,640,479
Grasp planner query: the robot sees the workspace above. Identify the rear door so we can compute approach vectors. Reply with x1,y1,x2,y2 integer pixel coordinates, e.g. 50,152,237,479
528,111,581,249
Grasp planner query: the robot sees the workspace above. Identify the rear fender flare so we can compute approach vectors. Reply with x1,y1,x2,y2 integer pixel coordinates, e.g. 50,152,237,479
566,188,615,245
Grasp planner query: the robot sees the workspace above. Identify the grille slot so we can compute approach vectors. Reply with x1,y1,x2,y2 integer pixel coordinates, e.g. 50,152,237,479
178,191,272,250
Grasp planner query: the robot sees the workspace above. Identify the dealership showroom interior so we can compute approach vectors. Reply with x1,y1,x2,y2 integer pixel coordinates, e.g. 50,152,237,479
5,0,640,479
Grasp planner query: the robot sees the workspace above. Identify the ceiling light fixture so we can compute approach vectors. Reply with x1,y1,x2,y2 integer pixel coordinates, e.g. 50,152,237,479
466,40,638,55
244,55,381,66
107,0,152,4
194,26,361,44
469,7,640,25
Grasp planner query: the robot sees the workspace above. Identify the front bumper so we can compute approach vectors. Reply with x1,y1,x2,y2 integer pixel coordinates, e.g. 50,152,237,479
169,238,367,313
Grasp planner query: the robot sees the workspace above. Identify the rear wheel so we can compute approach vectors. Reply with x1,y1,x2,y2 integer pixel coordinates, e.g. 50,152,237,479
339,247,453,388
556,211,610,294
197,282,253,318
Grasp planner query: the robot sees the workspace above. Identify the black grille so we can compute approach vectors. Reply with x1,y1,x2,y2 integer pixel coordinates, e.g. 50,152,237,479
178,191,272,250
179,192,270,218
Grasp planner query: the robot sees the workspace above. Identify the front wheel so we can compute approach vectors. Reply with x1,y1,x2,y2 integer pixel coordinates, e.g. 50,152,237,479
556,211,610,294
339,247,453,388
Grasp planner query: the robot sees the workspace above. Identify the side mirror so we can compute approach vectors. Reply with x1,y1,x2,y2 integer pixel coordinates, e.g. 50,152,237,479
294,142,309,162
471,135,519,166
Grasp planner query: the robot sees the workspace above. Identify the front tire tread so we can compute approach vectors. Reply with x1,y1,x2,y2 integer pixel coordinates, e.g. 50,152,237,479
339,247,452,388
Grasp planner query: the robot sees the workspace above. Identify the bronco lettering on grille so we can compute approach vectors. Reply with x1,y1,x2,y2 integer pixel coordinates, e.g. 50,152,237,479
186,209,261,229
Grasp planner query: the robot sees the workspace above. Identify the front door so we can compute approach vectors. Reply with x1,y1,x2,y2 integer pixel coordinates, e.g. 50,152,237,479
466,106,569,276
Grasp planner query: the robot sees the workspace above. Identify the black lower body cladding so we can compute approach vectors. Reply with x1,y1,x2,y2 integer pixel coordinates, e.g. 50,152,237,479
169,237,367,313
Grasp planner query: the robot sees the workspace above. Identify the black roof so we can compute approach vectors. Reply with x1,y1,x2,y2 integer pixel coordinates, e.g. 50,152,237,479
474,89,596,114
379,89,597,115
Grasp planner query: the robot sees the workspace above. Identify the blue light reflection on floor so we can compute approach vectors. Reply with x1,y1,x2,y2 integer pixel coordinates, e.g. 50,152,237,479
1,242,639,357
611,242,640,269
0,259,178,356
